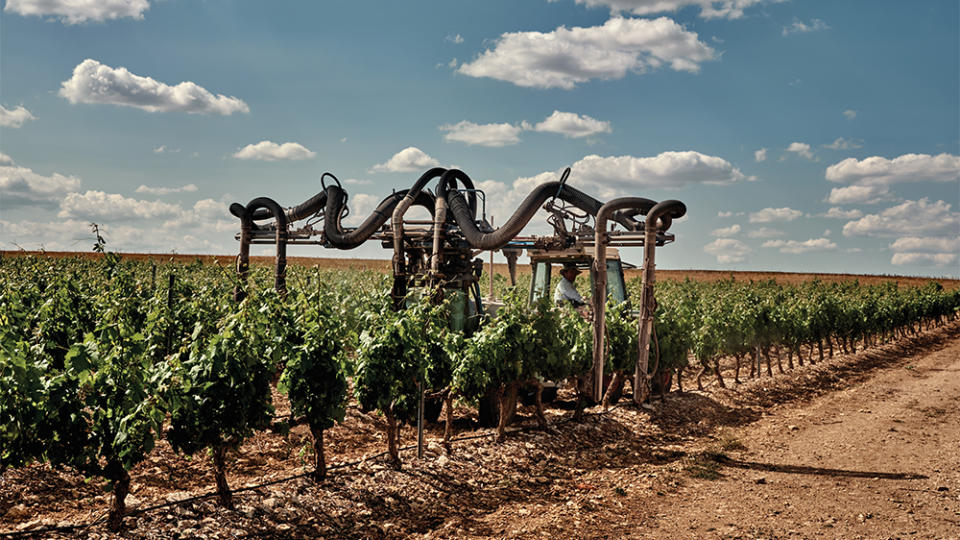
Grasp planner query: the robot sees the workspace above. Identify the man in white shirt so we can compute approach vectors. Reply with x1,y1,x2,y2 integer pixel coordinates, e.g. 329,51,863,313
554,262,586,307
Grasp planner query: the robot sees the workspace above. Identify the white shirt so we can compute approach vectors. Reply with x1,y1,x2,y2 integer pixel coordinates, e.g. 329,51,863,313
554,276,585,305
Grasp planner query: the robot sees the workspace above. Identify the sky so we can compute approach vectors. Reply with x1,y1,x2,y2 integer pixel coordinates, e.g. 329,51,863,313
1,0,958,277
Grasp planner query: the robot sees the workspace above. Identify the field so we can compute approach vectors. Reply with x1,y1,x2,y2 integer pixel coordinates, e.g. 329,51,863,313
1,252,958,538
4,250,959,289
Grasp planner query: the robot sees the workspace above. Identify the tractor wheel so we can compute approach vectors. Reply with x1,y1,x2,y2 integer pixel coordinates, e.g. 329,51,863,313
650,370,673,395
477,388,517,428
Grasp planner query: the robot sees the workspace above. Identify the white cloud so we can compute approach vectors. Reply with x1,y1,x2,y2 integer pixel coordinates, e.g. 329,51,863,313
704,238,751,263
370,147,440,173
342,194,380,226
888,234,959,269
344,178,372,186
153,145,181,154
825,185,891,205
843,109,857,120
711,224,741,237
445,34,464,44
782,18,829,36
754,148,767,162
559,151,746,197
0,160,81,208
567,0,773,19
890,252,957,267
439,121,523,147
4,0,149,24
843,199,959,238
746,227,784,239
749,207,802,223
717,210,733,218
762,237,837,254
458,17,715,89
530,111,612,138
58,191,183,221
135,184,198,195
786,141,814,160
59,59,249,115
825,153,960,186
233,141,316,161
0,105,36,128
890,237,960,254
823,207,863,219
822,137,862,150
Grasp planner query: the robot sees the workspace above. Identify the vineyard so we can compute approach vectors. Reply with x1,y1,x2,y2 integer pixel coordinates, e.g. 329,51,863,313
1,254,958,537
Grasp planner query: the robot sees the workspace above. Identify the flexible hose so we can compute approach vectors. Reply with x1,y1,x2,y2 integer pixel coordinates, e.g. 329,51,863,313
438,169,641,250
323,168,447,249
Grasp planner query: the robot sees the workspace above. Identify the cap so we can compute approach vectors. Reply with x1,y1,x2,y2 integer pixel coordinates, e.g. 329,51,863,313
561,262,581,274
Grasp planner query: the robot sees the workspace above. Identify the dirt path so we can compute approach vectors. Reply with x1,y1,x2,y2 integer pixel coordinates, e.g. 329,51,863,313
571,329,960,539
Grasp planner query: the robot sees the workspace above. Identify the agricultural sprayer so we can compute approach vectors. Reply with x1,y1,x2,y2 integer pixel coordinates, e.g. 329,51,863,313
229,167,686,416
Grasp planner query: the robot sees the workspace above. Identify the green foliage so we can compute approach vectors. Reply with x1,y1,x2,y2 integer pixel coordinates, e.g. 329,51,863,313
453,293,576,403
278,290,347,432
165,298,275,456
353,294,449,420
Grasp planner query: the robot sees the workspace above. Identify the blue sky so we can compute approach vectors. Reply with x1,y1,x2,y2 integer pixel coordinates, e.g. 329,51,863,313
1,0,958,277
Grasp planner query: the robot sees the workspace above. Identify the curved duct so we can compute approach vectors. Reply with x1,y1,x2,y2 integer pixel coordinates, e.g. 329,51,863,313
438,169,642,251
323,168,448,249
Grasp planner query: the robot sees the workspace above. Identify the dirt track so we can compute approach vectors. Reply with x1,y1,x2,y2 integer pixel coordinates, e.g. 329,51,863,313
632,327,960,539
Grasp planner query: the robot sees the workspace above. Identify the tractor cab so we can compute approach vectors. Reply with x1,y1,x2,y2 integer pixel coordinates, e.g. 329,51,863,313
527,247,631,307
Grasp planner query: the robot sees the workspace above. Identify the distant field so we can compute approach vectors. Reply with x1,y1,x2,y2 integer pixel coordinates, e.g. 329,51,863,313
3,250,957,289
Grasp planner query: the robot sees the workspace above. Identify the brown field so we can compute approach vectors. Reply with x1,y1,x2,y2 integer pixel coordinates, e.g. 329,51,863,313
5,250,958,289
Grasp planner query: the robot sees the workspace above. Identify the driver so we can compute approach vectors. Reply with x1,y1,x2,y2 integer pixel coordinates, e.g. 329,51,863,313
554,262,586,307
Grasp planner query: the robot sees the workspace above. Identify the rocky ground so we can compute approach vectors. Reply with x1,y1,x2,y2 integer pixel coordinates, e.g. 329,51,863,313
2,322,958,539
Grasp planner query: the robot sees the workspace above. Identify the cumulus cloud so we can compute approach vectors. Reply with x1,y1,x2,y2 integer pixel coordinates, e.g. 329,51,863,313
825,185,891,205
0,159,81,208
754,148,767,162
58,191,183,221
782,18,829,36
445,34,464,44
153,145,181,154
786,141,814,160
749,207,802,223
711,224,741,237
135,184,199,195
843,109,857,120
762,238,837,254
825,153,960,186
371,147,440,173
439,121,523,147
530,111,611,138
822,137,862,150
59,59,249,115
566,0,773,19
233,141,316,161
746,227,784,239
458,17,714,89
823,207,863,219
890,237,960,254
890,253,957,267
560,151,746,197
704,238,751,263
342,194,381,227
842,199,959,238
0,105,36,128
4,0,149,24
